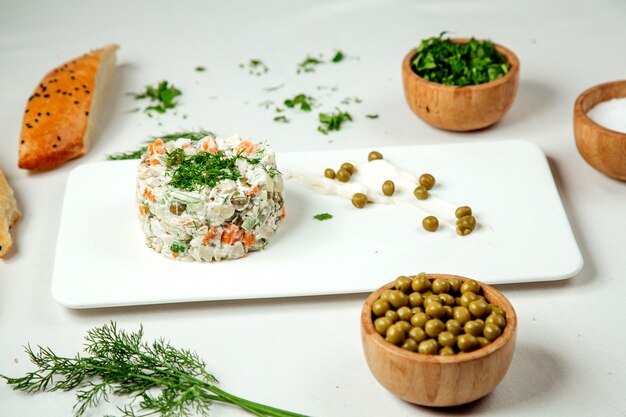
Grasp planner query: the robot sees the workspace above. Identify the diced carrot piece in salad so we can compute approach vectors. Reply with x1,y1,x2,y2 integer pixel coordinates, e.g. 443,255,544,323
243,233,256,248
202,227,219,245
198,137,218,154
221,223,244,245
235,139,256,155
245,185,259,196
148,139,165,156
145,186,156,203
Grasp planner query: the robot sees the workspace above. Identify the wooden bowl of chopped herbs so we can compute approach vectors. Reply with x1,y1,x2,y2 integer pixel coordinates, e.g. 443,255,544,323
402,34,520,132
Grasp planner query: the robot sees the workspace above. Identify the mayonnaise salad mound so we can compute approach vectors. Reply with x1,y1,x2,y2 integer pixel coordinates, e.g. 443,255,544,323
136,134,285,262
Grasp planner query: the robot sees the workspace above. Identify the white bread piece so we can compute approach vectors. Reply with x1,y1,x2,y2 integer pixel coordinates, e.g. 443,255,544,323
18,44,119,171
0,170,21,258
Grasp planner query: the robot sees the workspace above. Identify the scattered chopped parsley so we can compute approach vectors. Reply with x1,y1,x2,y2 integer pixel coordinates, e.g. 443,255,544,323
313,213,333,221
297,50,348,73
317,109,353,135
107,130,214,160
195,66,206,72
170,242,187,254
273,115,290,123
129,81,182,114
366,114,379,119
412,32,510,86
316,85,339,92
240,59,269,76
284,94,315,112
263,84,285,92
167,150,260,191
340,96,362,106
297,56,324,74
331,50,345,63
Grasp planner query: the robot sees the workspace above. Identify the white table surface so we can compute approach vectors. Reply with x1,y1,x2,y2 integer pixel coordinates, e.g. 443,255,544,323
1,0,625,416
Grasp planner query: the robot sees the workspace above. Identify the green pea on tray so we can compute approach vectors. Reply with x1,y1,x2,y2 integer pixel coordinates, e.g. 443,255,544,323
371,274,506,355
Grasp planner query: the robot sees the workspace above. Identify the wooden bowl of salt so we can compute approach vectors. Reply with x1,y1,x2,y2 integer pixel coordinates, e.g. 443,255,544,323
574,80,626,181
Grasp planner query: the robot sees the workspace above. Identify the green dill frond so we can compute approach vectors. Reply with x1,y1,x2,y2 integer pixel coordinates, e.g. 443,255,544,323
1,321,308,417
107,130,214,160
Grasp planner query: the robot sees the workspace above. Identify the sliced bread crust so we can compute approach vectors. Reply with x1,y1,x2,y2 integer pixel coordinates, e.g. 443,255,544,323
18,44,118,171
0,170,21,258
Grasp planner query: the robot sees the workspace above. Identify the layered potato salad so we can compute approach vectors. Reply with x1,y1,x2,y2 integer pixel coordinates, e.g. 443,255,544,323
136,134,285,261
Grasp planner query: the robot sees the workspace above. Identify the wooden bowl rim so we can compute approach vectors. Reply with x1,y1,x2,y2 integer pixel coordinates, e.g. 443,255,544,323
402,38,520,91
361,273,517,365
574,79,626,138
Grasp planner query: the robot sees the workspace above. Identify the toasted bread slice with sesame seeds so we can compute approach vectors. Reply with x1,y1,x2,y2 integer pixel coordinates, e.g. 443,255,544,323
0,169,21,258
18,44,119,170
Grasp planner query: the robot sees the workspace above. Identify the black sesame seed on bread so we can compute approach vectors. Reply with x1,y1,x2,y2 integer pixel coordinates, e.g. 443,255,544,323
0,169,21,258
18,44,118,171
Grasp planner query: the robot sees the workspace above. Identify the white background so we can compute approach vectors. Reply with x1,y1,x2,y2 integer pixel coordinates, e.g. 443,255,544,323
1,0,625,416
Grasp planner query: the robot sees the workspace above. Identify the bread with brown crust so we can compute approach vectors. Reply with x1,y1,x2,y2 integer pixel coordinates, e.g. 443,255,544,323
0,169,21,258
18,44,119,171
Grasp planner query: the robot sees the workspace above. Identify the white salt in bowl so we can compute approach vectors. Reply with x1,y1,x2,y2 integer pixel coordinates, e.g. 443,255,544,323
574,80,626,181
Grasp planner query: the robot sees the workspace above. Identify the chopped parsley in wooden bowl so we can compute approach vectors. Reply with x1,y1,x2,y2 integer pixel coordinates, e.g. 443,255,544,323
402,33,520,132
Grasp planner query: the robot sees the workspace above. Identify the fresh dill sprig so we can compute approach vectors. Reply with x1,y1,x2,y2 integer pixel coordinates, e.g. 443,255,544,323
107,130,214,160
129,81,182,114
0,322,309,417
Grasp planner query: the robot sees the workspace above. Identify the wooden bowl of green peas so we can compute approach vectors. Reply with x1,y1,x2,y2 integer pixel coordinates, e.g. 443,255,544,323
361,273,517,407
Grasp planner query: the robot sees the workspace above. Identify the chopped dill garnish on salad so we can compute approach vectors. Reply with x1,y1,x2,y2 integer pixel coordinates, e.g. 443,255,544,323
107,130,214,160
129,80,182,114
313,213,333,221
167,150,260,191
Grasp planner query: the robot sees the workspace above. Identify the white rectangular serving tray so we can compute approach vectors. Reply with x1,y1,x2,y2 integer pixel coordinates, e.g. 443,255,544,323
52,140,582,308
